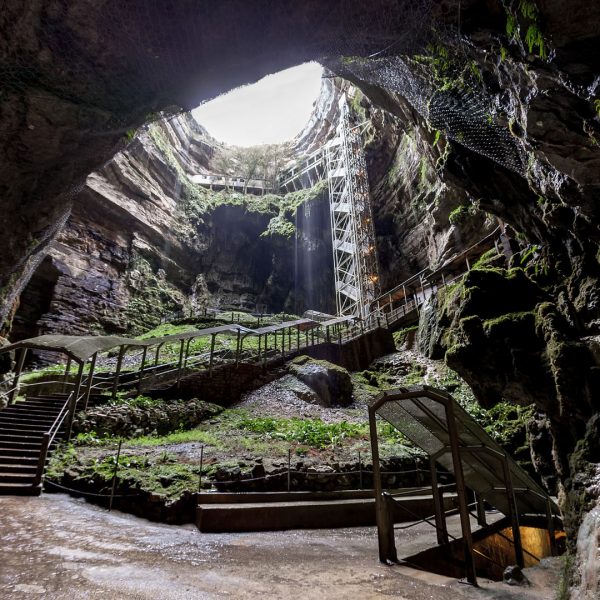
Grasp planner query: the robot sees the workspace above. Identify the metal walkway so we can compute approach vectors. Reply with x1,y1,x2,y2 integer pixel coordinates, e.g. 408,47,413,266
369,385,561,585
279,94,380,318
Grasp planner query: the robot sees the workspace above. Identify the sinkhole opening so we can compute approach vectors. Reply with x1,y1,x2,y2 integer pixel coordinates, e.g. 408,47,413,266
191,62,324,147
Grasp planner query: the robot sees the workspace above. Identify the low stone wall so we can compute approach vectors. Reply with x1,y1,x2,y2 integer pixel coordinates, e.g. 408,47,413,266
73,398,222,438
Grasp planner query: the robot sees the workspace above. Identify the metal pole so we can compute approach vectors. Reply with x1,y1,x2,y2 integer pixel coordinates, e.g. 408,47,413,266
83,352,98,410
137,347,148,395
369,405,397,563
109,439,123,512
183,338,192,368
430,457,449,545
257,334,262,362
198,445,204,492
176,339,185,387
445,400,477,585
358,451,363,490
112,346,126,399
546,500,557,556
66,362,85,441
296,328,300,350
62,356,72,393
235,330,242,366
9,348,27,404
287,448,292,492
208,334,216,376
475,493,487,527
502,457,524,568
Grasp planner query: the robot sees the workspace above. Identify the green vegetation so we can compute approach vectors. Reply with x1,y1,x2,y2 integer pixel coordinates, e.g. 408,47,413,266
505,0,547,59
448,204,478,225
393,326,418,348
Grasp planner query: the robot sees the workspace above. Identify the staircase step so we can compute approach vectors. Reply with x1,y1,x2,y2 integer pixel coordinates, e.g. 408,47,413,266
0,463,37,473
1,409,62,418
0,447,41,457
0,439,43,450
0,454,39,465
0,427,50,437
0,483,42,496
0,412,57,421
0,472,37,484
0,420,55,431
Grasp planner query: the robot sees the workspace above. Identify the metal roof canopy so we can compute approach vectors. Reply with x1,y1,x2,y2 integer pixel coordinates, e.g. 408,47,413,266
0,324,256,364
371,385,559,518
369,385,560,585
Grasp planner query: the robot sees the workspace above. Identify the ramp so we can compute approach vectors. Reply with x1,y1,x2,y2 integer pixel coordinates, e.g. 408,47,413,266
369,385,561,585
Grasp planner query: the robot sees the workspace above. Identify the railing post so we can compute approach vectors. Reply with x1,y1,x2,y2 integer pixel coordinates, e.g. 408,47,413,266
430,457,449,545
208,334,216,377
83,352,98,411
137,347,148,395
62,356,72,393
65,362,85,441
112,345,126,399
445,399,477,585
502,457,524,568
33,433,50,486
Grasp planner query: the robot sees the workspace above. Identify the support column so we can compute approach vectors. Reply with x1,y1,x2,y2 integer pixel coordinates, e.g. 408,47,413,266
66,362,85,441
235,330,242,366
475,493,487,527
137,346,148,395
502,457,524,568
154,343,164,366
83,352,98,410
369,406,398,563
112,346,126,399
430,457,449,545
445,400,477,586
176,339,185,387
62,356,72,393
208,334,217,376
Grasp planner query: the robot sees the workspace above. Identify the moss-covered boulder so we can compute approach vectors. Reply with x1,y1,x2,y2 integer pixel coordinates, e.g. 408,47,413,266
288,356,353,407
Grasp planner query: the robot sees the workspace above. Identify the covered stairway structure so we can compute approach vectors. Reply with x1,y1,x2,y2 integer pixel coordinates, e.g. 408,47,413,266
369,385,561,586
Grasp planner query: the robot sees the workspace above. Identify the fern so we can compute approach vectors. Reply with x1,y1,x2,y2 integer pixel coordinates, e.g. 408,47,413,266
519,0,538,20
525,24,547,58
506,14,518,40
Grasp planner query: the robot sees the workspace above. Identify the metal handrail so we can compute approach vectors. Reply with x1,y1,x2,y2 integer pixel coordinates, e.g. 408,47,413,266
33,391,76,485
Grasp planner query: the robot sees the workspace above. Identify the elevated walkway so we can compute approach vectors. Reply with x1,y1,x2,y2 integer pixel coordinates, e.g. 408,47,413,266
369,385,561,586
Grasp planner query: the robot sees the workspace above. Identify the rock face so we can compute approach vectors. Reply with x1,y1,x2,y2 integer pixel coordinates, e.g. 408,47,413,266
288,356,353,407
73,398,223,439
10,114,335,338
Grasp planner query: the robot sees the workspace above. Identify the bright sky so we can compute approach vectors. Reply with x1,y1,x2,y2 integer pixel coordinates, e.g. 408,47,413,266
192,62,323,146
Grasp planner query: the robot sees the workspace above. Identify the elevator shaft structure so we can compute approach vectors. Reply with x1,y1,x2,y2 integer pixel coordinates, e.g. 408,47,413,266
325,96,380,318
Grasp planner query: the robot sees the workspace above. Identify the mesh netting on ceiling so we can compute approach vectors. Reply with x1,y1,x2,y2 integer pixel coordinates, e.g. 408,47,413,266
1,1,523,175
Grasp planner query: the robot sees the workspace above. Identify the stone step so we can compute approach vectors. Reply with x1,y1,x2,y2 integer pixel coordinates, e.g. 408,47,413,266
0,471,37,484
0,454,38,465
197,494,458,533
0,427,51,437
0,432,45,442
0,439,43,450
0,447,41,457
0,462,37,473
1,407,62,417
0,419,55,431
0,483,42,496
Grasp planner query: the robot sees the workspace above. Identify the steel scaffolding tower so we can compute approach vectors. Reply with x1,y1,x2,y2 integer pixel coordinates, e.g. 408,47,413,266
325,95,380,317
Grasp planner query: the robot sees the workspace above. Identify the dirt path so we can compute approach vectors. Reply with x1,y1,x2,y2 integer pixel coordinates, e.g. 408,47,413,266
0,494,559,599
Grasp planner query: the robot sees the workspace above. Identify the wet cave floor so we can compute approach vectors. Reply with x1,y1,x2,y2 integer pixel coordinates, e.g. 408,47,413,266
0,494,560,600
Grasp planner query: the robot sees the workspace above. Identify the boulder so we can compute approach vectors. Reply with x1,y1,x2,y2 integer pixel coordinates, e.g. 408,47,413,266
288,356,353,406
